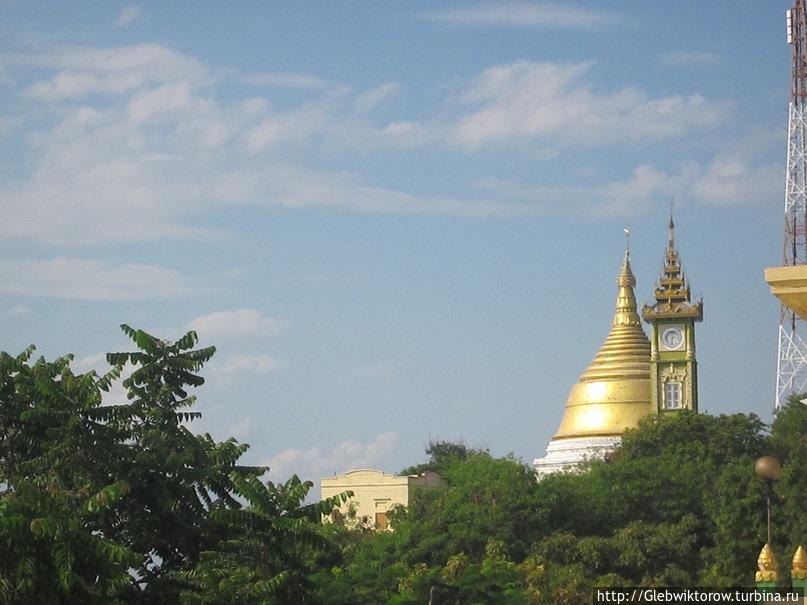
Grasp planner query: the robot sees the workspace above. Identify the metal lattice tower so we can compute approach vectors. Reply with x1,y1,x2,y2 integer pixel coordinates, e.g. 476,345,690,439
776,0,807,409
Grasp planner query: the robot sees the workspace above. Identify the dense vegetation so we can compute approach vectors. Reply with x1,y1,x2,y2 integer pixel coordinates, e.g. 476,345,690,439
0,327,805,603
313,403,807,604
0,326,348,604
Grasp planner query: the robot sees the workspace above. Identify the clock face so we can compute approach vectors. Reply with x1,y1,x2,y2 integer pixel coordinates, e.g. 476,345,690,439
660,326,684,350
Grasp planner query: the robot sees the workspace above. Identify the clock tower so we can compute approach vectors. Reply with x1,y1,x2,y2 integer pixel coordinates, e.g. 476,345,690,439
642,215,703,413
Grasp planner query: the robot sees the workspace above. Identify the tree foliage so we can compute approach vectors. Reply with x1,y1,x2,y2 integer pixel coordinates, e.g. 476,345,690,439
314,408,805,604
0,325,803,604
0,326,343,604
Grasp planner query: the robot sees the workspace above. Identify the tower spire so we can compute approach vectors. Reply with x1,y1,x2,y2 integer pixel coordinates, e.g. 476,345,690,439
668,200,675,246
776,0,807,408
643,216,703,413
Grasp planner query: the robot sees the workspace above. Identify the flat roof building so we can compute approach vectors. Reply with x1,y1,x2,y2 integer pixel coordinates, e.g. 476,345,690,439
320,468,444,530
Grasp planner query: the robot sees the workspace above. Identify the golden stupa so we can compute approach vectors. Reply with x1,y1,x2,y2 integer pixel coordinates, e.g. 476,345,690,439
551,247,652,440
756,543,780,583
793,545,807,580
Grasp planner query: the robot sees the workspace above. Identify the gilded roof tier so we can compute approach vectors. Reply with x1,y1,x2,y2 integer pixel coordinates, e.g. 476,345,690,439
642,216,703,322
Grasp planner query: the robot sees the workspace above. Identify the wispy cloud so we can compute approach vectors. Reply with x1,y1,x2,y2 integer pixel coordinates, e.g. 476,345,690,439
242,71,327,90
189,309,284,342
15,45,207,101
422,2,620,30
0,45,532,247
243,104,331,151
0,257,201,300
452,60,728,150
215,354,282,375
186,309,285,378
690,158,780,206
355,82,401,112
476,154,781,217
660,51,722,67
115,6,141,28
265,431,400,483
339,359,412,384
0,44,734,248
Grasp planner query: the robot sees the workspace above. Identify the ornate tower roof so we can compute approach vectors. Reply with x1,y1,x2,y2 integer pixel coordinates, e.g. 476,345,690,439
642,214,703,322
551,242,652,440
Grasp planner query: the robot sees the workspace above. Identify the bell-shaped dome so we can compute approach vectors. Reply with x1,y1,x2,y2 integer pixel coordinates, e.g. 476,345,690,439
551,254,651,440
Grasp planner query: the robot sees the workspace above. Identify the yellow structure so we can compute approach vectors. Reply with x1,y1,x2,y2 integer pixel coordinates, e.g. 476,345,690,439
756,543,780,583
320,469,444,529
642,216,703,413
535,221,703,477
553,250,651,440
793,545,807,580
535,244,652,476
766,265,807,320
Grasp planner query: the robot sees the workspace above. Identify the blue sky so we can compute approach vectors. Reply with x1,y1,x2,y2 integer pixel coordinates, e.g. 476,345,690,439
0,1,792,487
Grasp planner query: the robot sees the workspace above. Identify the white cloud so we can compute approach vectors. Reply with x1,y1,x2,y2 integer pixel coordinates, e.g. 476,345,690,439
115,6,141,28
339,359,412,384
660,51,722,67
355,82,401,112
692,158,781,206
477,155,781,218
244,164,526,217
186,310,285,378
17,45,207,101
243,104,330,151
214,354,282,375
242,71,327,90
0,256,201,300
453,60,728,150
7,304,32,316
0,44,738,247
601,157,781,212
0,50,595,250
265,431,400,483
422,2,619,30
188,309,283,341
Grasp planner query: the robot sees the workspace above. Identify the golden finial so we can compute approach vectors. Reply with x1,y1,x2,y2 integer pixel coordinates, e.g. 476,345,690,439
756,543,780,583
614,231,641,327
669,198,675,227
668,199,675,246
793,545,807,580
624,225,631,261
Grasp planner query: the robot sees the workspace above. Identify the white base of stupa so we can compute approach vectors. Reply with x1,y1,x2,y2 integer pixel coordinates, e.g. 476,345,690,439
533,435,621,478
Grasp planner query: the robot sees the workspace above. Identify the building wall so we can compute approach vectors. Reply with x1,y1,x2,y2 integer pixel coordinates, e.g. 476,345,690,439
321,469,444,529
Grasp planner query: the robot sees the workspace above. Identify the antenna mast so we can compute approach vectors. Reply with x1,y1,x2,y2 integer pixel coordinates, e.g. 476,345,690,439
776,0,807,408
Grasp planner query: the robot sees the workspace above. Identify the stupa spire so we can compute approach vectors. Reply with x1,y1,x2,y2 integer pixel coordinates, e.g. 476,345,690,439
549,236,651,440
614,230,641,329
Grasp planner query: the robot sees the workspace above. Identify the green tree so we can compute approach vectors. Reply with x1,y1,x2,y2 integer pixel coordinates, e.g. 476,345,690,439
0,347,137,603
317,412,780,604
180,474,350,604
400,439,484,476
0,326,345,604
770,395,807,577
102,326,263,602
395,451,540,566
